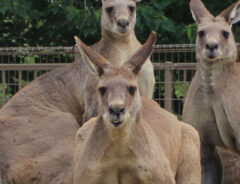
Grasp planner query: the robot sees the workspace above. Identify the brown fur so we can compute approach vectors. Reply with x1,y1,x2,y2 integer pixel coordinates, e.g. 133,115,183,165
217,147,240,184
73,32,201,184
183,0,240,183
0,66,80,184
0,0,154,183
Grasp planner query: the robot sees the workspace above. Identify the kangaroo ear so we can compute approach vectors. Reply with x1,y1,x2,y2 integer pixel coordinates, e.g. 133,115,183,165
123,31,156,75
190,0,214,24
74,36,112,77
218,1,240,26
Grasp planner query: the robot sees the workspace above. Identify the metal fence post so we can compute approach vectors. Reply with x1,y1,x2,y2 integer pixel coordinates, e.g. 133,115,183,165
2,70,5,103
164,62,173,112
34,70,38,79
18,70,22,90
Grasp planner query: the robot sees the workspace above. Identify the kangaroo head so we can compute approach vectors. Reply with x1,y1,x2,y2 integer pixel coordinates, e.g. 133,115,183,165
75,32,156,127
101,0,137,37
190,0,240,63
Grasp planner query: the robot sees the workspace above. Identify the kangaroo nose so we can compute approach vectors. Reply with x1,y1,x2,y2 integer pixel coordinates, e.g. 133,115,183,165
108,105,125,116
117,19,129,28
206,43,218,52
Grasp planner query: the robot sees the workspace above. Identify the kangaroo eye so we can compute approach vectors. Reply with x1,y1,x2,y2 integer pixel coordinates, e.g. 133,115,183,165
128,86,137,96
106,6,114,14
222,31,230,39
198,30,205,38
99,87,107,96
128,6,135,13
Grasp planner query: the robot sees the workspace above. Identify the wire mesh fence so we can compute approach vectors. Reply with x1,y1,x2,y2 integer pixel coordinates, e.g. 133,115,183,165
0,47,74,106
152,44,197,116
1,44,235,116
0,45,197,116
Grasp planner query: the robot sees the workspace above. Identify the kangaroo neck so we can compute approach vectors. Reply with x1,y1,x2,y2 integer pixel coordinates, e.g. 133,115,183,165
99,111,140,141
97,29,139,66
198,57,235,92
101,28,137,47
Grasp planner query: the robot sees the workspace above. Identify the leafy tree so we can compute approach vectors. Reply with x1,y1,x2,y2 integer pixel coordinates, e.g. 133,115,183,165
0,0,239,47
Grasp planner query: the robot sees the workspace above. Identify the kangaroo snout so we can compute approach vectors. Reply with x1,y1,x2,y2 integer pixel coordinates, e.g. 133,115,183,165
108,105,125,117
117,19,129,29
108,104,125,127
205,42,219,52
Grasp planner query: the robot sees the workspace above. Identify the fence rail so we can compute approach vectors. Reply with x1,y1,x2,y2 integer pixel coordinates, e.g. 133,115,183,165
0,62,197,71
0,64,67,70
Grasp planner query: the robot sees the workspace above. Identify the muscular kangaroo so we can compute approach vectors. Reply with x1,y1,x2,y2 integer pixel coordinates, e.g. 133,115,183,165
73,32,201,184
183,0,240,183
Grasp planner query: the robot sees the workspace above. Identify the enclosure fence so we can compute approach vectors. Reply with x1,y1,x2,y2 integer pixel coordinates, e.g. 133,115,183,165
0,44,239,116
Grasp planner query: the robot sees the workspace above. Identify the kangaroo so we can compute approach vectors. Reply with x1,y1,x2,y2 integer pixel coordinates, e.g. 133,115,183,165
76,0,155,122
73,32,201,184
183,0,240,183
0,0,155,183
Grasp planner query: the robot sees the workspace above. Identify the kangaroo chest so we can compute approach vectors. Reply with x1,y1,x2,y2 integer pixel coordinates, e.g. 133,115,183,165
79,142,175,184
189,70,232,147
84,157,174,184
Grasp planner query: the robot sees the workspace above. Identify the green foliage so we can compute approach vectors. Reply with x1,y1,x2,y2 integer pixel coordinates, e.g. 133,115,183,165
23,55,37,64
174,81,190,100
0,85,12,107
0,0,101,46
13,77,29,88
1,0,238,47
185,24,197,44
15,55,35,88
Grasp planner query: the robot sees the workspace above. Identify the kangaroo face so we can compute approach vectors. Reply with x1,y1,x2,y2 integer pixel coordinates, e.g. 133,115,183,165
101,0,136,37
98,72,139,127
196,21,236,62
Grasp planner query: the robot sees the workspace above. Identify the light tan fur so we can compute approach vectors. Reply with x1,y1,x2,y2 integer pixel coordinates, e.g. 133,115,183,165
73,32,201,184
183,0,240,183
75,0,155,121
0,0,154,183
